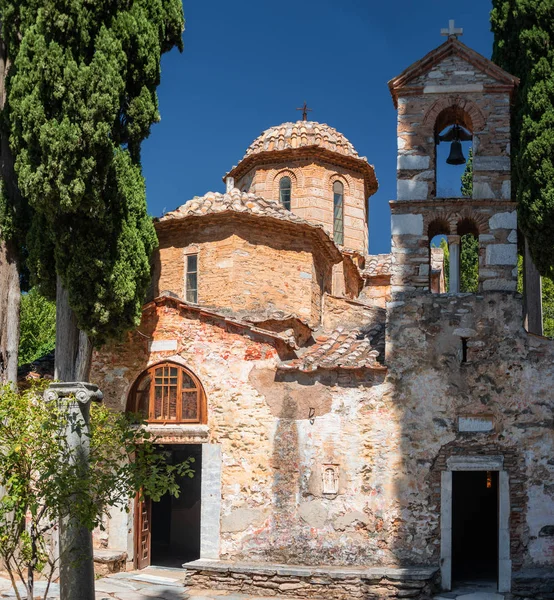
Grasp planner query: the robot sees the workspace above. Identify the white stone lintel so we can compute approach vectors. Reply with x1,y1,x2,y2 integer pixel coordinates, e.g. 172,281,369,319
447,455,504,471
149,339,178,352
424,84,484,94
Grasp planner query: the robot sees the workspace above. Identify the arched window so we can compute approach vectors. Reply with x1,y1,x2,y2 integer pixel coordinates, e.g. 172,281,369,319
279,176,291,210
128,362,205,424
333,180,344,245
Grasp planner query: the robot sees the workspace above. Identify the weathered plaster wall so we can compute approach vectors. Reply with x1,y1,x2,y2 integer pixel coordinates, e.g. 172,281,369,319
385,292,554,569
91,291,554,571
152,217,333,326
236,159,368,252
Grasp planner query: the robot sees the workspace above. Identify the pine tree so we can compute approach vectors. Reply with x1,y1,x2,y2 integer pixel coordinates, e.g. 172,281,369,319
1,0,184,378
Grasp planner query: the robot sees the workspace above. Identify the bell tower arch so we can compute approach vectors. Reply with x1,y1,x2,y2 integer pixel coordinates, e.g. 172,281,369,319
388,27,519,294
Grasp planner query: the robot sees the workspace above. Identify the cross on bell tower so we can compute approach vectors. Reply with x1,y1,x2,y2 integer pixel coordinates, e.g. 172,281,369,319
441,19,463,40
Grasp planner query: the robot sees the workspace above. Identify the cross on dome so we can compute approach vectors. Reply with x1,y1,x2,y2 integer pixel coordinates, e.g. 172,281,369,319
441,19,463,39
296,101,313,121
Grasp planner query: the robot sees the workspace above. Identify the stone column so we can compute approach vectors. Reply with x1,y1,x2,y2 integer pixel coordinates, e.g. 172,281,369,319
448,235,461,294
44,382,103,600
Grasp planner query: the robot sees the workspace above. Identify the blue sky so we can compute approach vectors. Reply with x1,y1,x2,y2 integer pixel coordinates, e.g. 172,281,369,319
142,0,495,255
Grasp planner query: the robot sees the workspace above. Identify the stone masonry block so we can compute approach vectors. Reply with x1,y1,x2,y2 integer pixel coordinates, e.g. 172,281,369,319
486,244,518,266
397,155,430,171
391,214,424,236
474,156,511,171
397,180,428,201
489,211,517,230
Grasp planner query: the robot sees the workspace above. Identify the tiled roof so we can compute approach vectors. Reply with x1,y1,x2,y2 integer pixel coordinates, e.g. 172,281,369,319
224,122,378,195
362,254,392,278
244,121,361,159
156,188,344,262
279,325,386,373
160,188,316,225
145,293,302,348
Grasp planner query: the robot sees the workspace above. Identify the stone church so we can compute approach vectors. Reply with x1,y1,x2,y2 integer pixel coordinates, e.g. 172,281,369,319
90,25,554,599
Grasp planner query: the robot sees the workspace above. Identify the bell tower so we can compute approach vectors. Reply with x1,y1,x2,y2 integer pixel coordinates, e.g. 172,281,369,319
388,23,519,294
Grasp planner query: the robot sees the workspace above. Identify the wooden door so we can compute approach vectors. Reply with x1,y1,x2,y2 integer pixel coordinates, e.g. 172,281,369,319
135,494,151,570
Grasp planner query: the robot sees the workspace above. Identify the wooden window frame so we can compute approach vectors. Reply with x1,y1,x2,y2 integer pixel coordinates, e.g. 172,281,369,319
128,362,206,425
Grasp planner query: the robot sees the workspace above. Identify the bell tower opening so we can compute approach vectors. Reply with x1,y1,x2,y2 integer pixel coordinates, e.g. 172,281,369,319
435,108,473,199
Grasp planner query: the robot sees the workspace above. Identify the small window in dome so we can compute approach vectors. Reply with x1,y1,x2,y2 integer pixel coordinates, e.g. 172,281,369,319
333,180,344,245
279,176,291,210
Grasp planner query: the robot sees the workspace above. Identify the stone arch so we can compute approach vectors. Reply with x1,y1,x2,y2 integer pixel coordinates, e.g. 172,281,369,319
326,171,352,197
425,211,456,237
269,168,300,203
453,207,490,236
423,96,486,134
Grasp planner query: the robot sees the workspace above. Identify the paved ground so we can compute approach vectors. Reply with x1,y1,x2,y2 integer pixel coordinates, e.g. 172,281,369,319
0,568,504,600
0,566,303,600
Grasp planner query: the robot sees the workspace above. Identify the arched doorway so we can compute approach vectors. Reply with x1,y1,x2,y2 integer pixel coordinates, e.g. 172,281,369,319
128,362,207,568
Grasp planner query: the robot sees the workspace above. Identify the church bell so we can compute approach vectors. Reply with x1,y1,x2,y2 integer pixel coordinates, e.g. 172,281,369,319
446,140,466,165
439,124,471,166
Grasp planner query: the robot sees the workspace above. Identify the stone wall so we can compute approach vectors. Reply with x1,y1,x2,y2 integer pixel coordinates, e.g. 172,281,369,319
91,290,554,571
236,158,369,252
385,291,554,569
152,215,334,327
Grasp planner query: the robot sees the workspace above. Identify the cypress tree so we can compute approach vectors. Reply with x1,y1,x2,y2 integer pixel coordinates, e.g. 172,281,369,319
491,0,554,278
1,1,184,374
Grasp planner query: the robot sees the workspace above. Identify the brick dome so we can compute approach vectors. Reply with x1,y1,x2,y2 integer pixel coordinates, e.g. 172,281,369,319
244,120,360,159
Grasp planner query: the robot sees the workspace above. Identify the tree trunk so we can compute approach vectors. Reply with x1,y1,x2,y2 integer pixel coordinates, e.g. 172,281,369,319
523,237,543,335
0,27,21,385
54,277,92,382
0,239,20,384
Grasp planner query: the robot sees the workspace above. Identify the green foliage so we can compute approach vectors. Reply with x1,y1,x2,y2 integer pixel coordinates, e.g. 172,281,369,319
18,287,56,366
0,382,194,598
491,0,554,278
460,233,479,293
461,148,473,198
1,0,184,344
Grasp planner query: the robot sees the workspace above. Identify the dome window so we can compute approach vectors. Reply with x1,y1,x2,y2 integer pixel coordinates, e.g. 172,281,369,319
279,176,291,210
333,180,344,245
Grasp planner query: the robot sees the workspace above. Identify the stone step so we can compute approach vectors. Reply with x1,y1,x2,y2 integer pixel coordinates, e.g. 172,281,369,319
182,560,439,600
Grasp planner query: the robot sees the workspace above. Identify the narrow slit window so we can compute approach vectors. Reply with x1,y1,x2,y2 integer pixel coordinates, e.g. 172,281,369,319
186,254,198,304
333,180,344,245
279,176,291,210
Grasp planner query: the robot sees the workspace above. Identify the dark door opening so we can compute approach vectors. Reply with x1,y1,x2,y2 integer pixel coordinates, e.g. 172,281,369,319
150,444,202,567
452,470,498,584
